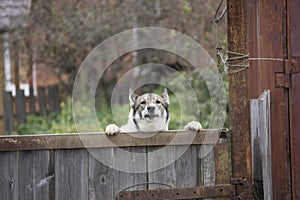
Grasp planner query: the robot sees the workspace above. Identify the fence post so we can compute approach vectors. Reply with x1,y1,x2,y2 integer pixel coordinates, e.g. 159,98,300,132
16,89,26,124
3,91,13,134
29,87,36,114
48,85,60,113
38,87,47,117
0,36,4,134
227,0,252,198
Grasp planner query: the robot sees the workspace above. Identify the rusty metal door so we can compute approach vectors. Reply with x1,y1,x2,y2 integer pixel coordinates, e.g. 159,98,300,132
288,0,300,199
248,0,300,199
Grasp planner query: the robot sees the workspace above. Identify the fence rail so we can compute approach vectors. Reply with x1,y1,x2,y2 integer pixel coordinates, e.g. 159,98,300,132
0,130,230,200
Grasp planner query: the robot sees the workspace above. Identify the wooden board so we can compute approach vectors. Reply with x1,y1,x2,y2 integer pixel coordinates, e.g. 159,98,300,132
89,148,115,200
0,130,222,151
148,145,199,190
3,91,13,134
55,149,88,200
0,151,18,200
37,87,47,117
18,150,51,200
251,90,272,199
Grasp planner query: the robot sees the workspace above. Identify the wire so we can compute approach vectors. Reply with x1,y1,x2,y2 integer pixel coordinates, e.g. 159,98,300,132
121,182,173,192
214,0,227,24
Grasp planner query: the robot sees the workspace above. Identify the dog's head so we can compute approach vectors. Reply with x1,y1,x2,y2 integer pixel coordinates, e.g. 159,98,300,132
129,88,170,131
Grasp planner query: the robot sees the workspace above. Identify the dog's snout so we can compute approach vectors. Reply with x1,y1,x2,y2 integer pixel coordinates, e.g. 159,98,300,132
147,106,155,112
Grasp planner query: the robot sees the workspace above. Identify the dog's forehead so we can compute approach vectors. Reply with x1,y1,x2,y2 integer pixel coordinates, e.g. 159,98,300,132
138,93,163,102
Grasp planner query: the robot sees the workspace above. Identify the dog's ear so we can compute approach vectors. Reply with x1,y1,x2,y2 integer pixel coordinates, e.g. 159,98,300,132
161,88,169,104
129,88,138,107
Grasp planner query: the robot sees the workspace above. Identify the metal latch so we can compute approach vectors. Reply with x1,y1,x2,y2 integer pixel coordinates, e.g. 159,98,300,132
230,178,252,200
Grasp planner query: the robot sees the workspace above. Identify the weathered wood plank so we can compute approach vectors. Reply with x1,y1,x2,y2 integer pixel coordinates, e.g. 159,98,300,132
199,145,215,186
48,85,60,113
16,89,26,124
199,145,215,200
88,148,114,200
3,91,13,134
112,147,147,197
0,151,18,200
147,145,199,190
37,87,47,117
258,90,272,200
250,99,263,198
148,146,177,190
18,150,52,200
0,130,222,151
29,87,36,114
174,146,199,188
55,149,88,200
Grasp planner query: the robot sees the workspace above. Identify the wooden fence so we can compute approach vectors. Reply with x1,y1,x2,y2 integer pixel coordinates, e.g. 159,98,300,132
251,90,272,199
0,130,230,200
2,85,60,134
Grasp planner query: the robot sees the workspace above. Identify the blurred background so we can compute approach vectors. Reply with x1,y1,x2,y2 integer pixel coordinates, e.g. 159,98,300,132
0,0,227,135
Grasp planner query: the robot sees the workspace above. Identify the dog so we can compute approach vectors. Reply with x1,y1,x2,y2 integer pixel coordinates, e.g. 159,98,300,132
105,88,202,135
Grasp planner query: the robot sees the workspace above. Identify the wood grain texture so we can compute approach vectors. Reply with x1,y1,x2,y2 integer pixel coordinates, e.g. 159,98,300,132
89,148,114,200
0,130,222,151
55,149,88,200
18,150,51,200
0,151,18,200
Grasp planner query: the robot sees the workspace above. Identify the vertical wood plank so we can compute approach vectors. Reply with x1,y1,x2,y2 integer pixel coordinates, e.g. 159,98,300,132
199,145,215,200
18,150,52,200
174,145,198,188
0,35,5,134
16,89,26,124
55,149,88,200
38,87,47,117
112,147,147,197
3,91,13,134
250,99,263,198
29,87,36,114
259,91,272,200
48,85,60,113
148,146,177,190
89,148,114,200
0,151,18,200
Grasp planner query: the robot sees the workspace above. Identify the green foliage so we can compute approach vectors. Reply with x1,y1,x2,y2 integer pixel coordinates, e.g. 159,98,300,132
50,97,77,133
15,115,52,135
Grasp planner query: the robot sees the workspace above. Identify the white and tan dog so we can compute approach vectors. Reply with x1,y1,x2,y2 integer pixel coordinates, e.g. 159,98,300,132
106,88,202,135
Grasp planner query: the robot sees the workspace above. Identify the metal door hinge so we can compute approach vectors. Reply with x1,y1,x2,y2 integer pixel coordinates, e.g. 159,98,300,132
276,59,300,88
285,59,300,74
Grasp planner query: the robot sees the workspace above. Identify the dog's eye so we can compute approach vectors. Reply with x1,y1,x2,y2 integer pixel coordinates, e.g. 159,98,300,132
140,101,146,105
156,100,161,104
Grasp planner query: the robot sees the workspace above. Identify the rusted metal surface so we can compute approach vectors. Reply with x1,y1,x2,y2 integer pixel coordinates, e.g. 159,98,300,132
0,130,224,151
215,142,231,200
215,142,230,184
230,178,252,200
289,0,300,57
227,1,252,198
290,73,300,200
116,185,235,200
247,0,292,199
288,1,300,199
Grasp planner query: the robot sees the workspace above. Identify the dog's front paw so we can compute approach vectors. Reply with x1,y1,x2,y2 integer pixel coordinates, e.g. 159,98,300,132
105,124,120,136
184,121,202,132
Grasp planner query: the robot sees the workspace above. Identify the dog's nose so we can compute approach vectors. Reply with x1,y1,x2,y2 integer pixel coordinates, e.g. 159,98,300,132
147,106,155,112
